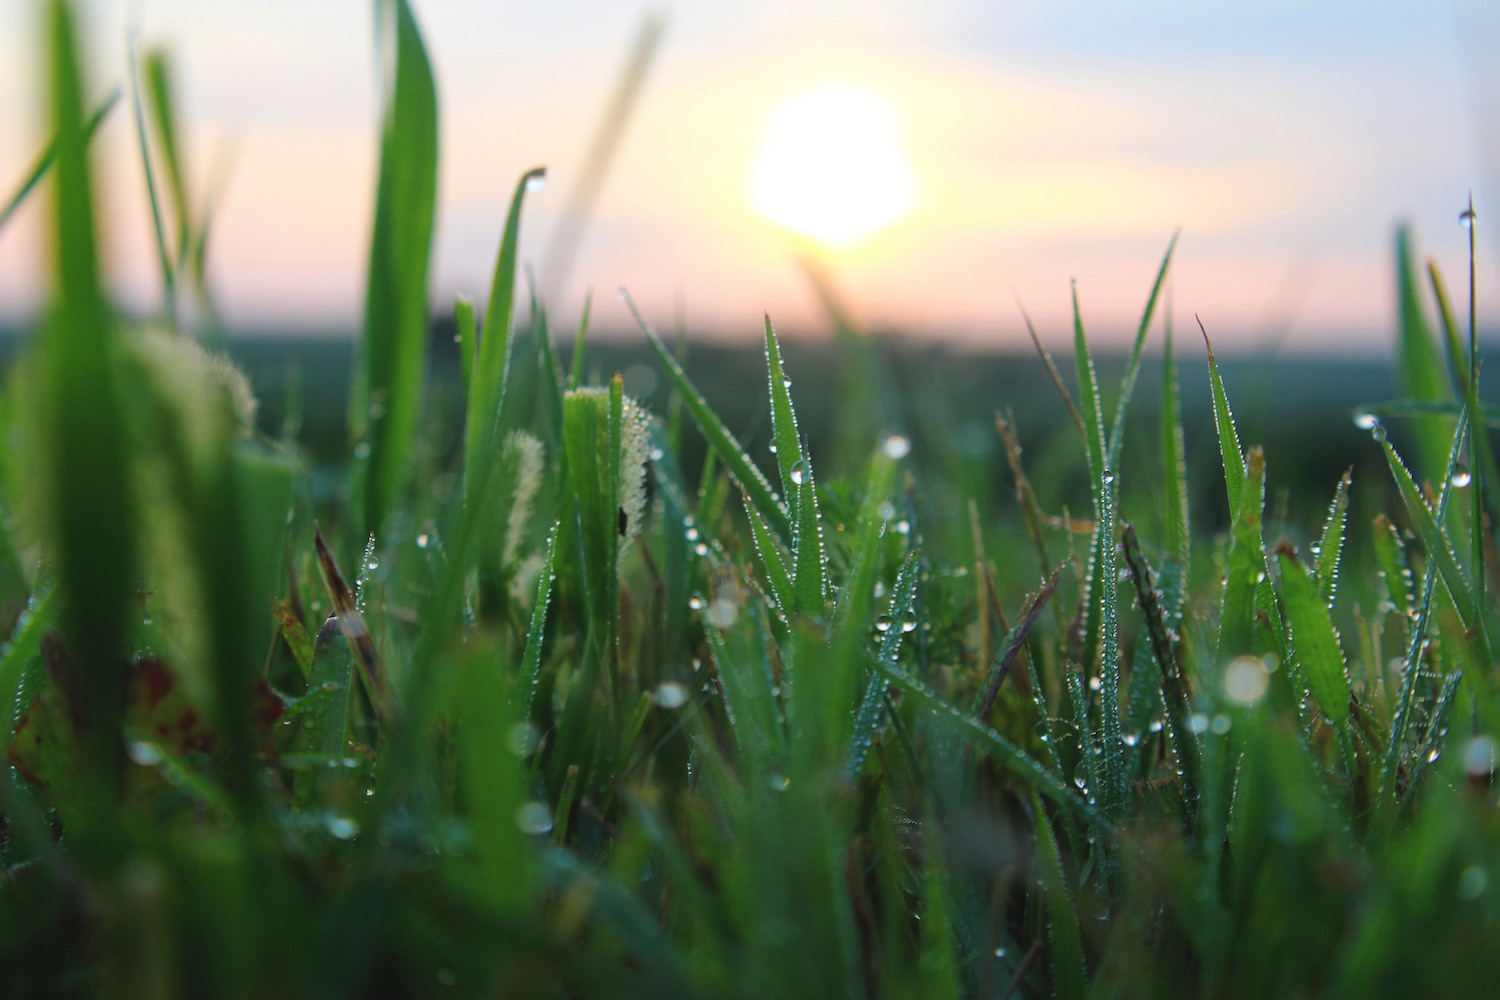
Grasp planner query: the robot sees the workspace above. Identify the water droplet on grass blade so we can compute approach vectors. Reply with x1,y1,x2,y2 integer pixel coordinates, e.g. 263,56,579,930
656,682,688,708
525,171,548,193
516,801,554,835
1224,655,1270,705
768,774,790,791
882,434,911,459
326,816,360,840
128,741,163,766
1353,411,1379,430
416,533,430,548
900,614,918,633
1451,464,1472,488
789,461,806,486
688,594,706,610
874,614,893,633
1460,208,1477,229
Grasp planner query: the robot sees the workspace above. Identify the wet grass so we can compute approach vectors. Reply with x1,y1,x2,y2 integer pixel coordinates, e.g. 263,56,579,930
4,1,1500,997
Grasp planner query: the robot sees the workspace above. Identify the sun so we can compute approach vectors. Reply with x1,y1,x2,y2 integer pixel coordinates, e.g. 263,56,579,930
748,85,918,249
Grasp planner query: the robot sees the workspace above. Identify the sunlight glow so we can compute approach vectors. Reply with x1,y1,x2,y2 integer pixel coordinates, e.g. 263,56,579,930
748,85,917,249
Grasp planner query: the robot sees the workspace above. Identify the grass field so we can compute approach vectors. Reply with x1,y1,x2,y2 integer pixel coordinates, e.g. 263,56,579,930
3,1,1500,997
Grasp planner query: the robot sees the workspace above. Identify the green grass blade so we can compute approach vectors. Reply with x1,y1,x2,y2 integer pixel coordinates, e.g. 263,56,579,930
1032,791,1088,1000
791,448,830,617
764,315,806,507
292,617,354,808
463,167,544,501
520,521,560,719
873,656,1114,833
1276,543,1351,724
1371,423,1479,635
1201,321,1246,515
1161,314,1190,562
454,295,476,399
845,551,919,782
142,49,191,272
359,0,438,536
1372,514,1413,617
568,289,592,390
1394,226,1454,484
127,38,177,327
1105,230,1178,468
1314,470,1352,602
1072,284,1107,483
623,290,792,541
743,492,793,619
918,819,961,1000
1217,448,1266,662
43,0,138,805
0,89,118,233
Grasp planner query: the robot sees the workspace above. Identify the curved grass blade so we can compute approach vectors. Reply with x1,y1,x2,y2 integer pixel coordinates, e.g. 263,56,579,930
976,561,1064,721
1314,469,1352,602
1276,542,1351,724
845,551,919,782
521,521,561,719
623,289,792,541
0,88,117,233
1394,226,1454,483
1355,398,1500,427
1371,423,1479,636
1201,320,1246,514
1161,312,1190,562
1105,230,1178,468
873,656,1114,833
464,167,546,503
126,36,177,327
743,492,793,619
360,0,439,536
142,49,190,268
313,526,389,723
1032,791,1087,1000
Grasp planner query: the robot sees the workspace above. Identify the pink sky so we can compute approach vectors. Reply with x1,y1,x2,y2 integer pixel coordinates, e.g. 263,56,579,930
2,1,1498,351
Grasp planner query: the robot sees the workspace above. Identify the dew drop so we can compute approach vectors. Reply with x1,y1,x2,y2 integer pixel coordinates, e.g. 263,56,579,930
685,527,700,542
782,376,793,389
656,682,688,709
1460,208,1477,229
768,442,778,454
877,501,896,521
707,597,739,629
1223,655,1270,706
882,435,912,460
127,741,163,766
416,533,430,549
789,461,806,486
1451,464,1472,488
1459,865,1487,900
768,774,790,791
516,801,554,835
874,614,893,633
650,447,664,461
505,721,539,756
616,287,629,302
688,594,706,611
525,171,548,193
694,542,710,556
325,815,360,840
900,614,918,634
1353,411,1379,431
1188,713,1210,735
1463,735,1498,779
894,520,910,536
1149,718,1164,733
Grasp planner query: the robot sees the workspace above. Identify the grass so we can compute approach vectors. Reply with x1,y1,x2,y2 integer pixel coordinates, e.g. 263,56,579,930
3,1,1500,996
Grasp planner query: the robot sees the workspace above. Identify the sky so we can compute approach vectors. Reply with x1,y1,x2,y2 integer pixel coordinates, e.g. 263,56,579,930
1,0,1499,351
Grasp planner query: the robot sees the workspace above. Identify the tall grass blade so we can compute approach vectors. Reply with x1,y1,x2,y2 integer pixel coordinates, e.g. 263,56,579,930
1161,313,1190,562
1394,227,1454,484
464,167,544,502
1314,470,1352,601
845,551,919,781
1202,321,1246,514
1105,230,1178,467
359,0,438,536
41,0,137,808
1032,791,1087,1000
126,36,177,327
